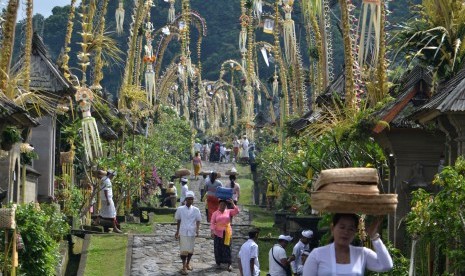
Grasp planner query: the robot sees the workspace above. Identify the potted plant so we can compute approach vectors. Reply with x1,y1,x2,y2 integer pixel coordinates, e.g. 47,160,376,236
1,126,22,151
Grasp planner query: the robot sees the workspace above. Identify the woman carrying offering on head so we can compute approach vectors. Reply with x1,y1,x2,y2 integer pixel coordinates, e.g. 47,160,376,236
210,198,240,272
303,213,393,276
205,172,223,222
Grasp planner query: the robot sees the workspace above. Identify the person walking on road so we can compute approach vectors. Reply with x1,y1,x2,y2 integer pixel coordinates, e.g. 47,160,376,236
180,177,189,205
175,191,202,275
192,152,202,180
98,170,122,233
238,228,260,276
205,171,223,222
210,199,240,271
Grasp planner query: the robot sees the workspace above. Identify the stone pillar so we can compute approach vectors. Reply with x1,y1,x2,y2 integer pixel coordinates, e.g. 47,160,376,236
448,114,465,158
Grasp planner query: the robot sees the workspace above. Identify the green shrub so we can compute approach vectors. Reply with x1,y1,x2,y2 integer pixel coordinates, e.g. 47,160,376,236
14,203,69,275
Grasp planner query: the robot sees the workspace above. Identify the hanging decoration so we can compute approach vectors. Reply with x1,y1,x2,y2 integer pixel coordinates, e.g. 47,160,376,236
239,0,249,69
75,87,103,163
144,21,156,105
358,0,382,67
272,69,278,97
253,0,263,21
168,0,176,23
115,0,125,35
260,47,269,67
282,0,297,64
263,18,274,34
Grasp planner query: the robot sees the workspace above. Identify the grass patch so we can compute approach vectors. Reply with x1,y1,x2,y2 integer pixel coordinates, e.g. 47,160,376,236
154,213,175,223
84,235,127,276
121,222,153,234
238,178,253,205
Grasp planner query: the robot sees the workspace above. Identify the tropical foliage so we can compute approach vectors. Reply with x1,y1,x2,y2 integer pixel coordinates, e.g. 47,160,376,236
394,0,465,81
407,156,465,272
96,106,192,214
256,108,387,213
12,203,69,275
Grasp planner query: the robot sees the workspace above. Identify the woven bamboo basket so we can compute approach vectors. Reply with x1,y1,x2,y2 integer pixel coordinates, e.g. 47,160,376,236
314,167,379,191
175,168,190,177
0,208,16,229
310,167,397,215
225,169,238,176
317,182,379,195
60,150,75,164
311,191,398,215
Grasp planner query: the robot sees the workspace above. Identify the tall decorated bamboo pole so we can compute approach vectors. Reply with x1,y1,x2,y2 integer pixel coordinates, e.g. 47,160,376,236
61,0,77,81
375,0,388,105
0,0,19,94
119,0,151,109
76,0,103,163
91,0,110,91
339,0,357,111
22,0,33,92
245,5,255,141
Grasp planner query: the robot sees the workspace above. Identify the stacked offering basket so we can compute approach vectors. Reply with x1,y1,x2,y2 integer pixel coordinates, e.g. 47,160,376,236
311,168,398,215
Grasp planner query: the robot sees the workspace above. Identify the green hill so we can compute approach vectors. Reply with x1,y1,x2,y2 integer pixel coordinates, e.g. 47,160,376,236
12,0,420,97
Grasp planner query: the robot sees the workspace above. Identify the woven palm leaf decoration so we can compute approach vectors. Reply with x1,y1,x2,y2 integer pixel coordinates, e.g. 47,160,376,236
282,0,297,64
75,87,102,163
115,0,125,35
358,0,382,67
144,21,156,105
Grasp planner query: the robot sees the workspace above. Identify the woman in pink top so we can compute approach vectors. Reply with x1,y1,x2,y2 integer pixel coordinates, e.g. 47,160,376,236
210,199,240,271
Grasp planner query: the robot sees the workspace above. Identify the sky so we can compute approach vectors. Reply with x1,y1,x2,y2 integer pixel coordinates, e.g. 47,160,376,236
18,0,81,20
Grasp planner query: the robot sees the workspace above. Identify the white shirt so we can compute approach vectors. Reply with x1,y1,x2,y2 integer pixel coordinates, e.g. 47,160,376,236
100,177,113,200
302,239,393,276
194,142,202,153
291,240,309,273
238,239,260,276
174,205,202,236
268,244,288,276
180,184,188,203
232,183,240,201
233,139,240,148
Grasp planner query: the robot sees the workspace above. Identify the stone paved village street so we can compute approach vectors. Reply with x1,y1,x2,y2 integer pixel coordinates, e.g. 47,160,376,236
129,161,251,275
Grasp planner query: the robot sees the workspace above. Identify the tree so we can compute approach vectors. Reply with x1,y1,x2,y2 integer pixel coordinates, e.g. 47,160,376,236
394,0,465,81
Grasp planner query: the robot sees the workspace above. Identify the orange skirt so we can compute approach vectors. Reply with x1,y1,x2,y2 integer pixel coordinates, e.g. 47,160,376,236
193,164,201,176
207,195,219,221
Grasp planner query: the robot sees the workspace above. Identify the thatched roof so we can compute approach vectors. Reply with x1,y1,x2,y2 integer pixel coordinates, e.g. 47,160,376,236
11,32,75,97
0,94,38,127
412,67,465,123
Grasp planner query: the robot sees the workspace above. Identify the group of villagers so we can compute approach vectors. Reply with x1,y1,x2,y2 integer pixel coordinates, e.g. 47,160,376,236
173,166,395,275
174,170,241,275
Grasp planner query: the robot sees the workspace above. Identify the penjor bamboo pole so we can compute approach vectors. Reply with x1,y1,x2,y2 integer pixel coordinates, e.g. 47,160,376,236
339,0,357,111
0,0,19,93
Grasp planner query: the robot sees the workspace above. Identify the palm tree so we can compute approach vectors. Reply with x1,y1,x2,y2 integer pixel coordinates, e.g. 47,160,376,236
394,0,465,81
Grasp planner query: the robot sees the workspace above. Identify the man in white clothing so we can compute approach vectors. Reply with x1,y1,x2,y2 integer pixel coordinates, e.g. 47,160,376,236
180,177,189,205
295,249,310,276
291,230,313,274
175,191,202,275
240,135,249,158
268,235,294,276
238,228,260,276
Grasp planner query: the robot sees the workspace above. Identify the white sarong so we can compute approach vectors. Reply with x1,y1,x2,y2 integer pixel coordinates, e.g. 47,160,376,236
100,199,116,218
179,236,196,255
